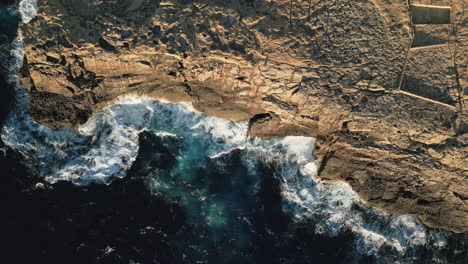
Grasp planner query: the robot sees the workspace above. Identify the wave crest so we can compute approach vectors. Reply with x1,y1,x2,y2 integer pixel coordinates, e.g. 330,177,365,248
19,0,37,23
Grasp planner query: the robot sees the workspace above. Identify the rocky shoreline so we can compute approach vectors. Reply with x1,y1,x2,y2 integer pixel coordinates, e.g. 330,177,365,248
13,0,468,233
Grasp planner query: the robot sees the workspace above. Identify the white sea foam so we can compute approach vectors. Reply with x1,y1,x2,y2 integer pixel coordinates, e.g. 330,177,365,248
19,0,37,23
154,131,178,138
252,136,446,261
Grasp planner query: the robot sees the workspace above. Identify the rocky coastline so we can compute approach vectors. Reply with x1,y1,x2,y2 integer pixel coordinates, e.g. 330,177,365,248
9,0,468,233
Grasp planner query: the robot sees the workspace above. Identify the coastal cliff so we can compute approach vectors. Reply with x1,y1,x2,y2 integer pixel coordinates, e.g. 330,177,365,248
18,0,467,232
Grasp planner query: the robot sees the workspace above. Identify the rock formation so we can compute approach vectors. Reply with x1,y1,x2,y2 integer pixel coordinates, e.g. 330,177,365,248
17,0,467,232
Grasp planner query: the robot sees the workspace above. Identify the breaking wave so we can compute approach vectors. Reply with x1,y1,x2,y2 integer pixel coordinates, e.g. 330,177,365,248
1,86,457,262
1,1,465,263
19,0,37,23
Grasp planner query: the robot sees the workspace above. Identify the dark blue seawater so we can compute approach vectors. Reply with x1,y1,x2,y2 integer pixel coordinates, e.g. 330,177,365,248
0,1,467,263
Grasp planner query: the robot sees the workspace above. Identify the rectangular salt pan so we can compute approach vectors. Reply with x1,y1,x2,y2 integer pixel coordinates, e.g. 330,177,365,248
411,5,451,24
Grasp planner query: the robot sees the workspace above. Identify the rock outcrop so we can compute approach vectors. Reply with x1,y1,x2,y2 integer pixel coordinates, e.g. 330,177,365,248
17,0,467,232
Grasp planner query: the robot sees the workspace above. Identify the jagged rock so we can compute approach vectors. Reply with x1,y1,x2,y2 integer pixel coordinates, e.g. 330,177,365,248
120,29,133,39
98,36,116,51
45,52,60,64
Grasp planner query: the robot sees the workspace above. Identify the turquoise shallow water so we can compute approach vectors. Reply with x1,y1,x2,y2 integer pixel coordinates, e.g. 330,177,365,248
142,133,262,262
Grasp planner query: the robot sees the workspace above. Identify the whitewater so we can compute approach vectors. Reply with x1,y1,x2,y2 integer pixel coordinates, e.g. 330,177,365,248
0,1,464,263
